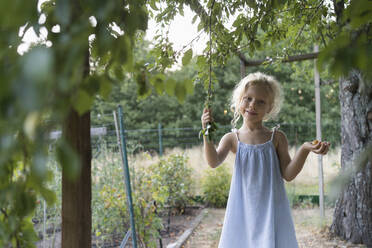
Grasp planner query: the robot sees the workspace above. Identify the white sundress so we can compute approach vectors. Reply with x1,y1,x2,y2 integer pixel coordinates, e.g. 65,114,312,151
218,127,298,248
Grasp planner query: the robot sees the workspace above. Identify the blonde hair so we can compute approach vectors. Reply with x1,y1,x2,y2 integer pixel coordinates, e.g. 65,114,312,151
230,72,283,128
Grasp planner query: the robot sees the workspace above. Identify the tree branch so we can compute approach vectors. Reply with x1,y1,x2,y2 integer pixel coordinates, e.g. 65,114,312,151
291,0,325,48
239,52,319,67
186,0,210,29
186,1,321,69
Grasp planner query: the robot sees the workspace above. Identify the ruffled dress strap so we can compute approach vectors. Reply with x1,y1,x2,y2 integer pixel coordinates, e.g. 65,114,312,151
232,128,240,142
270,124,281,141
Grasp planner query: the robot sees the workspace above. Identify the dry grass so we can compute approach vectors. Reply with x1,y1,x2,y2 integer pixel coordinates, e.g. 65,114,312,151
290,146,340,185
127,145,341,196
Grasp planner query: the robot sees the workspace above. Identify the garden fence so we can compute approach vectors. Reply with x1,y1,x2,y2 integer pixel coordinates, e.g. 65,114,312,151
89,121,341,158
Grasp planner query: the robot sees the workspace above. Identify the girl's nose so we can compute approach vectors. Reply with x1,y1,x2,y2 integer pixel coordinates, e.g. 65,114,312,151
249,100,256,109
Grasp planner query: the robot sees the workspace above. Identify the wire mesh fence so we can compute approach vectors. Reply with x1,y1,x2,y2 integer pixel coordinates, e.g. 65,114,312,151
90,121,341,158
34,119,340,247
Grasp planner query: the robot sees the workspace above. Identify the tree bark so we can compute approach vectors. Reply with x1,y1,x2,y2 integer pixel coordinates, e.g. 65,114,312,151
330,72,372,246
61,47,92,247
61,109,92,248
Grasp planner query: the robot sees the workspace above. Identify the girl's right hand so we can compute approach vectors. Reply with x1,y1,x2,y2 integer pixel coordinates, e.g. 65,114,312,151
201,108,213,129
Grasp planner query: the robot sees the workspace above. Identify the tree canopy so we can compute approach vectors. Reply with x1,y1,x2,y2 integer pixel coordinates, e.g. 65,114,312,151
0,0,371,246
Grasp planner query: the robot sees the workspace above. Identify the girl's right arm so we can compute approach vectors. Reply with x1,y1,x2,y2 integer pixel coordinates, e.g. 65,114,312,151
201,108,234,168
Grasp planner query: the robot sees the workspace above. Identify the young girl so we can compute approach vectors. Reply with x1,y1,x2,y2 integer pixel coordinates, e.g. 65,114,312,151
201,72,330,248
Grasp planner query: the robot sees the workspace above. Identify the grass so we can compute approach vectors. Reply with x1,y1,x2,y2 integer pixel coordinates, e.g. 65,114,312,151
285,183,321,195
158,145,341,197
97,144,341,206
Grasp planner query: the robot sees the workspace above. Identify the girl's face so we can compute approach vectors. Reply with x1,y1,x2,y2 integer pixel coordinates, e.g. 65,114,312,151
239,84,272,122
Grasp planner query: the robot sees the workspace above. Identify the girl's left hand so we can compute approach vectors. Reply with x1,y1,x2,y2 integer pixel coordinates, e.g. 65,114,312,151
303,140,330,155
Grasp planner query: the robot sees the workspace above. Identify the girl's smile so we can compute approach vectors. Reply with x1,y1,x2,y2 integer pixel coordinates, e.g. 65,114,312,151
245,109,258,115
240,84,272,121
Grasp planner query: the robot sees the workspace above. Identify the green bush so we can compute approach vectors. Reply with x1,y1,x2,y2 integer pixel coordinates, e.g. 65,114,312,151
201,164,231,208
92,150,164,248
132,166,164,248
149,154,194,213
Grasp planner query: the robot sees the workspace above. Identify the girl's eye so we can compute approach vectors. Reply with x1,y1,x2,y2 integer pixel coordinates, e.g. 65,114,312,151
257,100,265,105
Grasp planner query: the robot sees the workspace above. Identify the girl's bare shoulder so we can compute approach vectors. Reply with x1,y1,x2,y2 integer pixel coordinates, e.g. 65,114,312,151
273,129,288,148
220,131,238,153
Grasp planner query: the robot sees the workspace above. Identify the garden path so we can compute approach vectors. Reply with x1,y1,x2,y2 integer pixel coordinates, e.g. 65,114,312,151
183,208,367,248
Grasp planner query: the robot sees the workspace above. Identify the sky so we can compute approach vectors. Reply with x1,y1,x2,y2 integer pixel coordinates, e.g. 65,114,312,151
19,4,208,63
146,7,208,56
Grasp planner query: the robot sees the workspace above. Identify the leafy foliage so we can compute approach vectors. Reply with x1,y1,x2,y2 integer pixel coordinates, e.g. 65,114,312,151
92,147,165,247
93,38,341,147
201,164,231,208
92,152,194,247
1,0,370,246
149,154,194,212
1,0,153,245
150,0,371,86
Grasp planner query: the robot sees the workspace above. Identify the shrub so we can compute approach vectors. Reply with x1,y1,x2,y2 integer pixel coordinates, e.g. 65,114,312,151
201,164,231,208
286,185,299,208
149,154,194,213
132,166,164,248
92,150,164,248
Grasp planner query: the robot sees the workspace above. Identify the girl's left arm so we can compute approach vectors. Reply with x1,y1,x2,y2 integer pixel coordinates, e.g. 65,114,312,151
275,131,330,182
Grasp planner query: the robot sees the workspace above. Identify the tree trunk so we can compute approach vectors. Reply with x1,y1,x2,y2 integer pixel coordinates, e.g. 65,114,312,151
330,72,372,246
62,109,92,248
61,47,91,247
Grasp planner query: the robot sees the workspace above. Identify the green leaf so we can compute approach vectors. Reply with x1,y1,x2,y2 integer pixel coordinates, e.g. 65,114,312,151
196,55,207,67
197,21,204,32
246,0,257,9
184,79,194,94
40,0,54,15
152,74,165,95
136,71,150,97
72,89,94,115
232,15,244,27
165,78,176,96
99,77,112,99
116,35,133,67
182,49,193,66
110,62,125,81
179,6,184,16
39,187,56,206
254,40,261,49
30,152,47,179
14,186,36,217
175,82,186,103
192,15,198,24
149,0,158,11
22,47,54,82
56,139,81,182
261,21,267,31
82,75,100,95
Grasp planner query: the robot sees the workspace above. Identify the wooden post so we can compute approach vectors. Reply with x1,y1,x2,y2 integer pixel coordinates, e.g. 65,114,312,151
314,44,324,218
